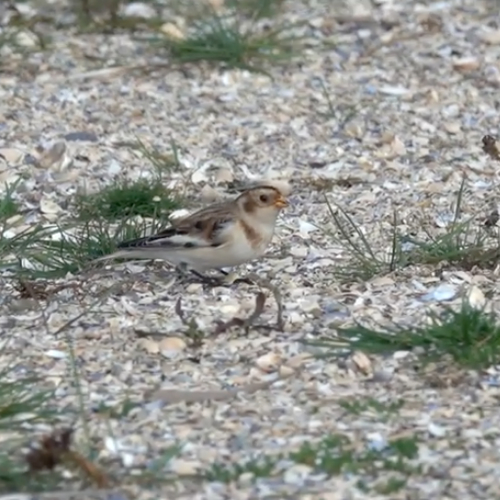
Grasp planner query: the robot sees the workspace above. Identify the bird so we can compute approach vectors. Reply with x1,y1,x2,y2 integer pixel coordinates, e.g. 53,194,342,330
96,182,290,282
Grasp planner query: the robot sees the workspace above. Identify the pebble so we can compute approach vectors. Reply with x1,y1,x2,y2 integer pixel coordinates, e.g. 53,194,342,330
256,352,282,373
159,337,187,358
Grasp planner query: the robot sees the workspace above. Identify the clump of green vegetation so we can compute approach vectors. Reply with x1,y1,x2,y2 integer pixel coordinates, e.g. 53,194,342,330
0,361,64,492
0,180,20,221
325,196,404,283
327,176,500,283
74,178,180,221
204,430,419,493
309,301,500,370
161,7,298,74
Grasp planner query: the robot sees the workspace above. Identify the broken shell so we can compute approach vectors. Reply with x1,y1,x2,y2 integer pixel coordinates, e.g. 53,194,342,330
159,337,187,358
255,352,282,373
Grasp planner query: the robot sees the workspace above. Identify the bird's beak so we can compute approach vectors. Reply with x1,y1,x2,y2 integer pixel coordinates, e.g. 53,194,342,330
274,195,288,208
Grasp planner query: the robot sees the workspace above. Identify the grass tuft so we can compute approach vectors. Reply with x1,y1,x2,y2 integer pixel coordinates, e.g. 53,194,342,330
0,360,64,492
325,196,404,283
205,429,419,493
74,178,180,221
161,7,299,74
327,177,500,282
0,180,21,220
17,216,166,278
400,177,500,270
309,301,500,370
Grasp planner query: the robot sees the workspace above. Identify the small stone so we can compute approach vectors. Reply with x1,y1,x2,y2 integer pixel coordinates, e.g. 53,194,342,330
443,121,461,134
214,166,234,184
159,337,187,358
370,369,394,382
283,463,312,484
36,141,69,171
298,219,319,237
169,209,191,222
16,31,38,47
9,298,38,312
0,148,24,164
139,338,160,354
256,352,281,373
199,184,222,203
289,246,308,258
64,131,99,142
351,350,372,375
479,29,500,45
279,365,295,377
45,349,67,359
40,196,62,215
452,57,480,72
421,284,457,302
378,85,411,96
467,286,486,309
168,459,200,475
160,22,185,41
390,135,406,156
121,2,156,18
185,283,203,294
428,422,447,437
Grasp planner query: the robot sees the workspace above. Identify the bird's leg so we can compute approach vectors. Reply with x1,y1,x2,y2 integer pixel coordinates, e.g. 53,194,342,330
189,269,225,286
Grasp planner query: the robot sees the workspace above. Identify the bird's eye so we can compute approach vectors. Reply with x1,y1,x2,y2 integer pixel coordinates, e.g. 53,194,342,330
259,194,268,203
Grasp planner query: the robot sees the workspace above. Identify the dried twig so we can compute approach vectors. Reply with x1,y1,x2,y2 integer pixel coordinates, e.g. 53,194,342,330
174,297,189,326
249,275,285,331
214,291,267,334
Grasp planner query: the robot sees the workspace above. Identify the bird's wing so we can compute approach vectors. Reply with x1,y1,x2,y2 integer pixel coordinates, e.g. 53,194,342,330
117,204,237,251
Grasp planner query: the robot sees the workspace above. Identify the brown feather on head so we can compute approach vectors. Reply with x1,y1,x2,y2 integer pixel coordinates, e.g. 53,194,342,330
238,185,288,214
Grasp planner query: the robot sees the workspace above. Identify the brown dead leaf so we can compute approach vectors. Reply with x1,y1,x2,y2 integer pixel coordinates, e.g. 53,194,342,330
482,135,500,160
15,279,82,301
25,428,109,487
485,208,499,227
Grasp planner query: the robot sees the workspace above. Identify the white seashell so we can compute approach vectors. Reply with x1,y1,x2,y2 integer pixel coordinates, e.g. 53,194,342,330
160,22,185,40
421,284,457,302
120,297,139,316
121,452,135,468
0,148,24,165
159,337,187,358
255,352,281,373
214,167,234,184
139,338,160,354
169,208,191,221
428,422,446,437
378,85,411,96
279,365,295,377
351,350,372,375
121,2,156,18
36,141,68,170
40,197,62,214
104,436,120,454
199,184,222,203
45,349,67,359
169,459,201,475
298,220,319,237
467,286,486,309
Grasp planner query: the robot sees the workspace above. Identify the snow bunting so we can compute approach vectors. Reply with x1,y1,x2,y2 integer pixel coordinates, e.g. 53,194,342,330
97,184,289,273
